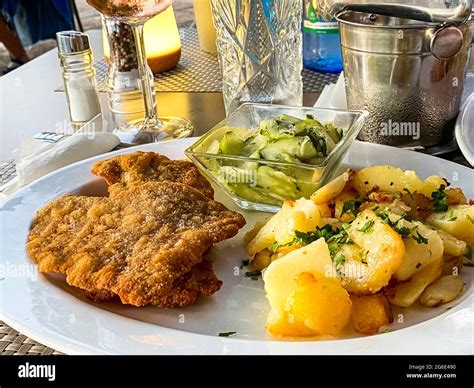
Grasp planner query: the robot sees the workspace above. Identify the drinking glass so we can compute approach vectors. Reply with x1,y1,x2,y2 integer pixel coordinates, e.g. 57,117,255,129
211,0,303,114
86,0,193,144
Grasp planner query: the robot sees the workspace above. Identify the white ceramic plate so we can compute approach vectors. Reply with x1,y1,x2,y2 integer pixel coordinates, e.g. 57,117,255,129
455,93,474,167
0,138,472,355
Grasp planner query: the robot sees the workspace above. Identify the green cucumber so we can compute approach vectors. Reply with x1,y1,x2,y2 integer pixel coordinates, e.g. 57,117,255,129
260,136,317,161
256,166,300,199
220,132,245,155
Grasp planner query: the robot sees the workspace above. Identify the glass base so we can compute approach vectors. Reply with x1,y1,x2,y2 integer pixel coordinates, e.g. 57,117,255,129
113,116,193,145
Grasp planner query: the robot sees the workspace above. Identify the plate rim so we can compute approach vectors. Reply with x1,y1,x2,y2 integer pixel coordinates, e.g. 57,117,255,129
0,138,473,355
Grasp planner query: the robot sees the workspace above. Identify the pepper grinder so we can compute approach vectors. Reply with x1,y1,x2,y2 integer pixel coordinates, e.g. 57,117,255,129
56,31,102,130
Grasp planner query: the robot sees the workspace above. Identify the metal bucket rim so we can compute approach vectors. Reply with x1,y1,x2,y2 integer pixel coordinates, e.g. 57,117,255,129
336,10,441,30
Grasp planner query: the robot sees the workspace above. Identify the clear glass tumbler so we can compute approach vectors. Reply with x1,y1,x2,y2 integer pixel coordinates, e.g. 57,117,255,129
211,0,303,114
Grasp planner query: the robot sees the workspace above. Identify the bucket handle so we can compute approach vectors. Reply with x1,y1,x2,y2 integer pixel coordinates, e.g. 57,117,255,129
333,2,471,25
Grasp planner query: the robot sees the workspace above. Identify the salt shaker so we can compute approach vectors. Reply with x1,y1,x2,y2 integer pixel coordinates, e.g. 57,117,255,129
56,31,102,129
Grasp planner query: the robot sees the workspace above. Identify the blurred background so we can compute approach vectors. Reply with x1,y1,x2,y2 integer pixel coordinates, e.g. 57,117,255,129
0,0,194,74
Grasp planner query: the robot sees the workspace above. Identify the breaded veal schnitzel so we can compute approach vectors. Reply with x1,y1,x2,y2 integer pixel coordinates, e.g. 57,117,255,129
27,153,245,308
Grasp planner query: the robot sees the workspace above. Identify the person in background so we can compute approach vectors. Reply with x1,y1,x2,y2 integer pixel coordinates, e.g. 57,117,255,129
1,0,74,74
0,7,29,74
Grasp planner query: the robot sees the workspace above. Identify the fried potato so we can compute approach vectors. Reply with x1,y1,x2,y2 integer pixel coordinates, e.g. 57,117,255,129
264,239,352,337
426,205,474,248
246,198,320,260
419,275,464,307
350,165,447,199
394,222,444,281
436,229,467,257
389,257,443,308
334,190,359,222
311,170,352,205
350,294,393,335
340,210,405,294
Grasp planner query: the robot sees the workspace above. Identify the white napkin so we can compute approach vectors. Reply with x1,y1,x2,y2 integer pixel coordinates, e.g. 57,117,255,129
1,121,120,199
314,72,348,110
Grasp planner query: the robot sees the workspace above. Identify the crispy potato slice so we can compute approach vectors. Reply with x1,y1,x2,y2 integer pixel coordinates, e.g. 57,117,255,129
419,275,464,307
394,222,444,281
311,170,352,205
350,166,447,200
389,257,443,307
351,294,393,335
340,210,405,294
426,205,474,248
246,198,320,260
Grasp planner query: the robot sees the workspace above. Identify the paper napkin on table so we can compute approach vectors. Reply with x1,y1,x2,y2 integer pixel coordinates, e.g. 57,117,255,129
314,72,348,110
1,117,120,199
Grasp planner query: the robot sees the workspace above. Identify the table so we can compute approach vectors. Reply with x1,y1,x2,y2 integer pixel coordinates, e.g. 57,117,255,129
0,28,471,356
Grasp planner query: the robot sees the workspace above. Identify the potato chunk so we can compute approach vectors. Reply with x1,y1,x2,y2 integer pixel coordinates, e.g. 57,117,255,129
351,294,393,335
389,258,443,307
264,239,352,337
426,205,474,248
246,198,320,260
340,210,405,294
394,222,444,281
419,275,464,307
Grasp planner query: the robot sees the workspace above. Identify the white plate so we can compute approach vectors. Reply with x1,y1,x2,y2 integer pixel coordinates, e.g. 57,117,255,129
0,138,473,355
455,93,474,167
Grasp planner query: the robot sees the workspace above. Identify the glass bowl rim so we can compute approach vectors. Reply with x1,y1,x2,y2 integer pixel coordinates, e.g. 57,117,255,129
185,103,369,169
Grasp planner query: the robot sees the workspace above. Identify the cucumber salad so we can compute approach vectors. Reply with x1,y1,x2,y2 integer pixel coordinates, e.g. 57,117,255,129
206,114,343,206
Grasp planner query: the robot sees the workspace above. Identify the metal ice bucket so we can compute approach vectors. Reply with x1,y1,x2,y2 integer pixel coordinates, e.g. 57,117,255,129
337,10,472,148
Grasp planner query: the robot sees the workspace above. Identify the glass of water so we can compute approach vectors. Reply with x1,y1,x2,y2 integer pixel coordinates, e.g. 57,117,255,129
211,0,303,114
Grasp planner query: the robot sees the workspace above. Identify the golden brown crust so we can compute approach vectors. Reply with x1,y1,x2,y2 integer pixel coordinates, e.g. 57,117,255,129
27,182,245,307
91,151,214,199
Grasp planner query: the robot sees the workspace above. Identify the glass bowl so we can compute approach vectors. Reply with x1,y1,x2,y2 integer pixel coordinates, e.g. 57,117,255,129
185,103,368,212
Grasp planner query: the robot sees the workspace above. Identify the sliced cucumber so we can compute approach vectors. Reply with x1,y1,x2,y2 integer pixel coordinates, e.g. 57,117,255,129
256,166,300,199
242,133,268,156
260,136,317,161
228,183,283,206
220,132,245,155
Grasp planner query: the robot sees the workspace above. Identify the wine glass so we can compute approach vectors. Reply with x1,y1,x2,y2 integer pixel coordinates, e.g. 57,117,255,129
86,0,193,144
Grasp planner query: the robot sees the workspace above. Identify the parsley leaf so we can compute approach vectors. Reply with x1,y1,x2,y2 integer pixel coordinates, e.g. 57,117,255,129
358,220,375,233
218,331,236,337
412,231,429,244
431,185,448,212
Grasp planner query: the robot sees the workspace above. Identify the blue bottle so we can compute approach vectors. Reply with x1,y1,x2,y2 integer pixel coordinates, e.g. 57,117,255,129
303,1,343,73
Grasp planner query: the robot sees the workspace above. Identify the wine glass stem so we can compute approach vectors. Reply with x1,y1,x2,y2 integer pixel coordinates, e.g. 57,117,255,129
130,22,157,122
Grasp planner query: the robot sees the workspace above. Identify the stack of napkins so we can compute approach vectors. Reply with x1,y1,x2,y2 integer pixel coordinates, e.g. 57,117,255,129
1,116,120,199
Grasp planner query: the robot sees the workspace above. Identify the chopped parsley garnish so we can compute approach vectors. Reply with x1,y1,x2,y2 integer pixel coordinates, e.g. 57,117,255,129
412,231,429,244
432,184,448,212
333,253,346,276
245,270,261,278
342,201,356,216
218,331,236,337
341,197,363,217
394,225,414,237
466,214,474,224
287,225,354,264
447,212,457,222
358,220,375,233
